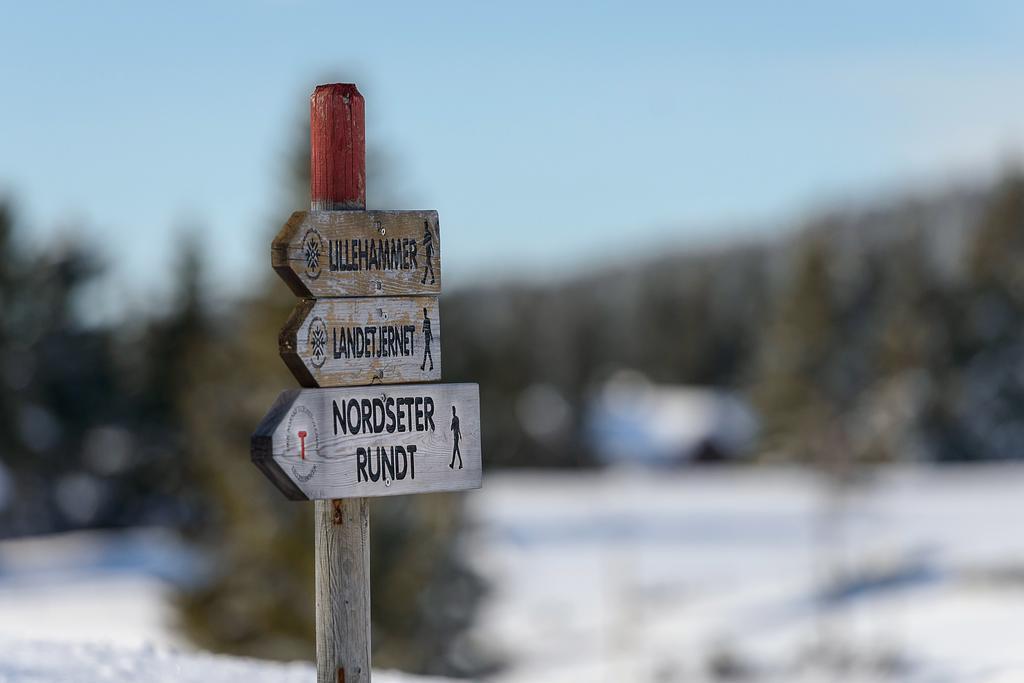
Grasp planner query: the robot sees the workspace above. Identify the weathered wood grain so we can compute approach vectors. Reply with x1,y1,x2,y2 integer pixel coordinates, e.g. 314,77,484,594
315,497,370,683
280,297,441,387
251,384,482,501
272,210,441,298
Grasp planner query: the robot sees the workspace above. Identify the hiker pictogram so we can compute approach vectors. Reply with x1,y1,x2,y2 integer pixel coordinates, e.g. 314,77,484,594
421,220,435,285
449,405,462,469
421,307,434,372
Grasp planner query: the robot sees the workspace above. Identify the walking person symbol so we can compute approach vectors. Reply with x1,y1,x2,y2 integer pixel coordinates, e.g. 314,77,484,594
449,405,462,469
420,308,434,372
420,221,435,285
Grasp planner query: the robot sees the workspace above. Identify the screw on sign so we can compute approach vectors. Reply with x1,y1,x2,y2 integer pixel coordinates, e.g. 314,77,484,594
251,83,483,683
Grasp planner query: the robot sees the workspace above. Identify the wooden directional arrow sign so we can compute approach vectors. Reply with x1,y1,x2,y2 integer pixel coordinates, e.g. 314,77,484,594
251,384,481,500
272,210,441,298
280,297,441,387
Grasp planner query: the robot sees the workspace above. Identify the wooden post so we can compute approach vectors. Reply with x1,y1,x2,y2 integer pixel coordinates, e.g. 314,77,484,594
311,83,371,683
311,84,365,212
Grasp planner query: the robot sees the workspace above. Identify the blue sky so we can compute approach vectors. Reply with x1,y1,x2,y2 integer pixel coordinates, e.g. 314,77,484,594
2,2,1024,319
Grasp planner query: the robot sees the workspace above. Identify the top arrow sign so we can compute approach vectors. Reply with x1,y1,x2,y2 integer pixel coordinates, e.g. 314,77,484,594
272,210,441,298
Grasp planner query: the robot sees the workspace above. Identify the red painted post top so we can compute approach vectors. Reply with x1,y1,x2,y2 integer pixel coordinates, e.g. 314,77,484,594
310,83,366,211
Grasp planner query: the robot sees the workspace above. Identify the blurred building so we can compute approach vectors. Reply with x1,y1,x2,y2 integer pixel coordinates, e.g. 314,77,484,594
585,371,758,466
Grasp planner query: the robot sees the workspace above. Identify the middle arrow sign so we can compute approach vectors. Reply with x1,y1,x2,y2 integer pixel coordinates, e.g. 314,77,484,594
281,297,441,387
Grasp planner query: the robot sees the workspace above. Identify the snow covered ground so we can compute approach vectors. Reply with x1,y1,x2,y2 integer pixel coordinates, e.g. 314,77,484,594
0,530,454,681
0,638,457,683
464,466,1024,682
0,528,195,648
2,466,1024,682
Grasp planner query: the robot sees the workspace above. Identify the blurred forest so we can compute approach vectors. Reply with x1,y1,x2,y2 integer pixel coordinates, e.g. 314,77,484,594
0,148,1022,675
444,174,1024,469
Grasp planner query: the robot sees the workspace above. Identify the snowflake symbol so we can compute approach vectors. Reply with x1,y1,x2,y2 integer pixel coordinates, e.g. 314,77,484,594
304,237,320,275
309,322,328,366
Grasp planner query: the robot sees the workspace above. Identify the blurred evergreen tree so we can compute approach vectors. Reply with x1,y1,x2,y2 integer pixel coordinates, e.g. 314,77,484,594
752,233,843,466
955,171,1024,460
0,199,139,535
967,171,1024,340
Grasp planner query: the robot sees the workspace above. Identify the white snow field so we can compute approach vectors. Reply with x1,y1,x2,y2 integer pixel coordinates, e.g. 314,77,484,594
0,528,193,648
464,466,1024,682
0,529,454,682
3,466,1024,681
0,638,454,683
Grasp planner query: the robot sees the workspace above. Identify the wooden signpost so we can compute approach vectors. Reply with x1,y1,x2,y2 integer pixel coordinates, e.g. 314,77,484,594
251,83,482,683
280,296,441,387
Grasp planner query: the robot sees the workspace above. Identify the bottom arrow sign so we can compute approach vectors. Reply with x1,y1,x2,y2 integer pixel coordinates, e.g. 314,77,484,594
252,384,482,500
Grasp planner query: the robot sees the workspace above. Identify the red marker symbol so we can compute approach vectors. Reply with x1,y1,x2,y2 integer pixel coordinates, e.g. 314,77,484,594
298,431,308,459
